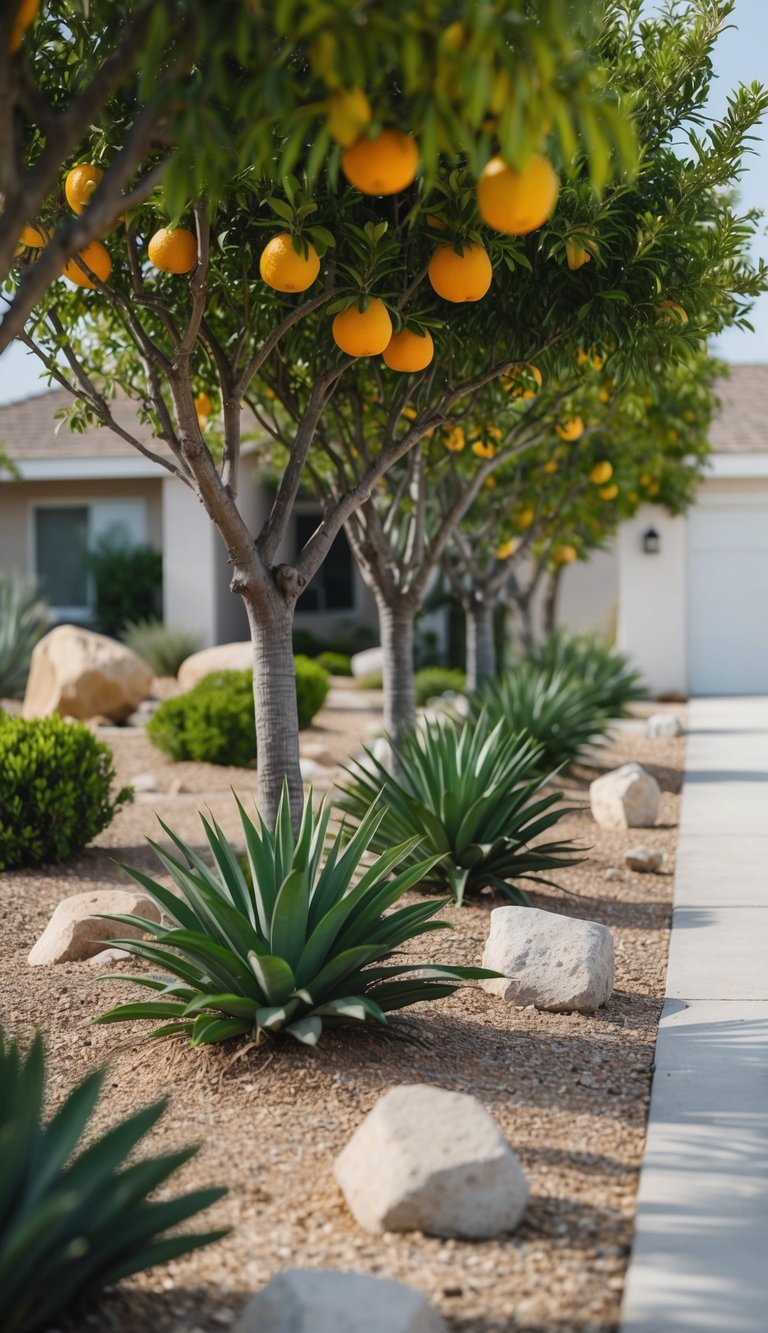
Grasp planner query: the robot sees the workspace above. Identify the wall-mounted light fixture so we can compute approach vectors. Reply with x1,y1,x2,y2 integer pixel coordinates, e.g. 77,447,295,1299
642,526,661,555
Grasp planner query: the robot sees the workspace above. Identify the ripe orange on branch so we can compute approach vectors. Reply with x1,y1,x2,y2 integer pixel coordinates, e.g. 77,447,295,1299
327,88,372,147
332,300,393,356
259,234,320,292
62,240,112,289
382,328,434,372
554,545,578,564
16,222,51,251
194,392,213,418
556,417,584,442
589,460,613,485
428,245,492,302
477,154,559,235
341,129,419,196
65,164,104,215
148,227,198,274
8,0,38,52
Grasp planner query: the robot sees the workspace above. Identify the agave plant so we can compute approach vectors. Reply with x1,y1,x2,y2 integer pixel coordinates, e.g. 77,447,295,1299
472,662,610,771
0,573,49,699
0,1029,226,1333
336,715,581,906
529,630,647,717
97,786,492,1046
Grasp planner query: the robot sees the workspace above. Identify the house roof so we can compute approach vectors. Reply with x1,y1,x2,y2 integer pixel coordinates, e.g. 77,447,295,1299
709,364,768,453
0,389,160,459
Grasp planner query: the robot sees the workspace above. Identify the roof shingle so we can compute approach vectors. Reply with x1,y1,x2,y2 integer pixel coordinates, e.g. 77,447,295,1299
709,364,768,453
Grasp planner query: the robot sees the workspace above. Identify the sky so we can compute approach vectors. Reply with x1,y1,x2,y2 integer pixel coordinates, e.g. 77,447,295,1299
1,0,766,407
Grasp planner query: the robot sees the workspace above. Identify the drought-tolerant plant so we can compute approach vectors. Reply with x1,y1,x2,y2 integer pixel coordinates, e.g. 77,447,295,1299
121,617,203,678
0,574,49,699
96,786,493,1046
84,534,162,637
415,667,467,707
336,715,581,905
147,660,329,766
472,663,611,772
0,1028,226,1333
0,715,131,871
316,650,353,677
528,631,647,716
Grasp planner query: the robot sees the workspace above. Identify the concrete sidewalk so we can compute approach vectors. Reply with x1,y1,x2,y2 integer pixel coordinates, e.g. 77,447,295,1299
621,698,768,1333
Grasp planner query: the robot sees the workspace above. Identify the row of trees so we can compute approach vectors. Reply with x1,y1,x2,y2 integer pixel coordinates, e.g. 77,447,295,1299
4,0,767,825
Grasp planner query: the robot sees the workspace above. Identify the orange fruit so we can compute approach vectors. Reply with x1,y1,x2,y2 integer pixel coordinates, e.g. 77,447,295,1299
565,237,591,270
639,473,652,487
259,233,321,293
62,240,112,289
647,481,660,497
9,0,38,51
196,412,208,431
327,88,372,147
65,164,104,215
332,299,393,356
477,154,559,235
496,539,516,560
428,244,492,302
556,417,584,442
194,392,213,417
382,328,434,372
341,129,419,195
443,426,465,452
517,507,535,529
485,476,497,490
554,544,578,564
148,227,198,274
599,483,619,500
472,440,496,459
589,461,613,485
543,459,558,474
509,364,542,398
16,222,51,250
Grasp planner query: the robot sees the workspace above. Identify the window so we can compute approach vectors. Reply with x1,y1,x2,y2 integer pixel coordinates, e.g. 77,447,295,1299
33,499,148,616
295,512,355,611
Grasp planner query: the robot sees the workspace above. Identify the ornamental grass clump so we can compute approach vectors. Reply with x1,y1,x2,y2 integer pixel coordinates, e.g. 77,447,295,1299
97,786,493,1047
0,1029,226,1333
528,631,647,717
335,715,581,906
0,573,49,698
471,662,610,772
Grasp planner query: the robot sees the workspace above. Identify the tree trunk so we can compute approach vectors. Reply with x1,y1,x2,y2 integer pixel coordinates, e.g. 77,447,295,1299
515,593,535,655
542,566,563,638
377,596,417,742
243,593,303,831
466,596,496,691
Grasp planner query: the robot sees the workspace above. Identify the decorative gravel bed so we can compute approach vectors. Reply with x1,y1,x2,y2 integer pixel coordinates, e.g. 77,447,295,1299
0,696,685,1333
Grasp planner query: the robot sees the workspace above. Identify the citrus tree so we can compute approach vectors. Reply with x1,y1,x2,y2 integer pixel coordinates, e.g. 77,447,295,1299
6,0,766,825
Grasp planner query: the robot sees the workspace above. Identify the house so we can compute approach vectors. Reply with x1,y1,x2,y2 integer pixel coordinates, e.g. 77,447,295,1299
0,389,379,648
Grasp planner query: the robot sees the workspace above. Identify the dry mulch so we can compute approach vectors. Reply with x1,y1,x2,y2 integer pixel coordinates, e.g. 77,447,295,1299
0,694,686,1333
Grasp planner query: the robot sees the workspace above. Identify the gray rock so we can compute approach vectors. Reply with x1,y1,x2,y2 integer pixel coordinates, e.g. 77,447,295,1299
350,646,383,680
334,1084,528,1238
299,741,335,767
168,776,188,796
87,946,131,967
589,762,660,830
28,889,161,966
481,905,614,1014
178,641,252,690
131,771,158,793
23,624,152,722
646,712,685,738
604,867,625,882
624,844,665,873
299,757,323,781
233,1269,447,1333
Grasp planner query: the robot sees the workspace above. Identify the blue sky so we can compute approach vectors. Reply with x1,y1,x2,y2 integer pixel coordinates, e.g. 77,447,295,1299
1,0,766,406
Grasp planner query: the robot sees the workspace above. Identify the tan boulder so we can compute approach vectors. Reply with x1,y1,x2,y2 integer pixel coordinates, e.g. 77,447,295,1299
177,641,252,690
28,889,161,966
23,624,153,722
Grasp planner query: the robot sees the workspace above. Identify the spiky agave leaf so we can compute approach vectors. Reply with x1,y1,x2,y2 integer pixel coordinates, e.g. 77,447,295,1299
528,630,647,717
335,714,583,905
0,574,49,699
96,785,496,1047
471,663,611,771
0,1029,227,1333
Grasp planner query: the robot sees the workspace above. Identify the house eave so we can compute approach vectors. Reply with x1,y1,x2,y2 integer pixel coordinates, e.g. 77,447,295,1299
6,455,169,482
705,452,768,479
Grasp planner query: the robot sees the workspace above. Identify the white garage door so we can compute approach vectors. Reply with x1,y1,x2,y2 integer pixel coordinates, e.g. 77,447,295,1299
688,502,768,694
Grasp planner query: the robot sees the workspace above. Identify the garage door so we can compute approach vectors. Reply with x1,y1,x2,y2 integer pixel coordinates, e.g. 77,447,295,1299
688,502,768,694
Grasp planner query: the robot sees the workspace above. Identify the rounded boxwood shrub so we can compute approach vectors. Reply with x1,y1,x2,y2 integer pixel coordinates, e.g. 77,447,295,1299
147,658,329,766
0,714,132,870
315,650,353,677
415,667,467,706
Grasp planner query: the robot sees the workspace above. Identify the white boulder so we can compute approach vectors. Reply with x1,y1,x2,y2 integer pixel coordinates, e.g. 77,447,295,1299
28,889,161,966
645,712,685,738
131,771,158,793
481,905,614,1014
624,844,665,874
233,1270,447,1333
589,762,660,830
23,624,153,722
177,641,252,690
350,646,383,680
333,1084,528,1239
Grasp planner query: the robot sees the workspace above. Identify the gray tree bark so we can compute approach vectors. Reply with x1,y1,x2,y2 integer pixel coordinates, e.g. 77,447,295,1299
244,582,303,832
466,597,496,691
377,595,417,743
542,566,563,638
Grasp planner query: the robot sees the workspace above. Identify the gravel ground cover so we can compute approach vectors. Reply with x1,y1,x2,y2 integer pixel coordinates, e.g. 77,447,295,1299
0,694,685,1333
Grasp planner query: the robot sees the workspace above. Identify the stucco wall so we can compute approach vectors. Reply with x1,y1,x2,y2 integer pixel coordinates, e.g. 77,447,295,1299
617,505,688,695
0,477,162,576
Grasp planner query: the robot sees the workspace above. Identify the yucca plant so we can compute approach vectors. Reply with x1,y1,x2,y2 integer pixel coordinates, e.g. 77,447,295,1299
97,786,493,1047
336,715,581,906
472,662,610,771
0,1029,226,1333
0,573,49,699
528,631,647,717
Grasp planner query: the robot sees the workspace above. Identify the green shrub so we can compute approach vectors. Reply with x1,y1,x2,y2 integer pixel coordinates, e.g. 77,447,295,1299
336,715,580,905
0,1028,226,1333
0,716,131,870
528,631,647,716
96,786,494,1047
0,574,49,699
294,654,330,722
415,667,467,706
316,650,353,676
146,659,329,766
472,663,610,771
84,534,162,637
121,617,203,677
356,672,383,690
292,627,321,657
